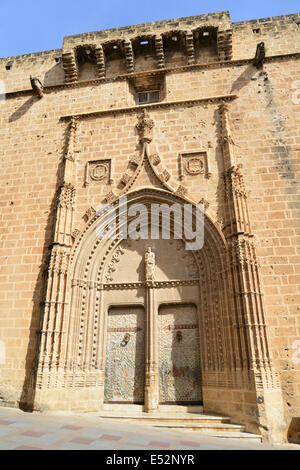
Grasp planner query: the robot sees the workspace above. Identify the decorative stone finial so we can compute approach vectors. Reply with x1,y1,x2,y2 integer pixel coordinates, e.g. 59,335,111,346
136,109,154,144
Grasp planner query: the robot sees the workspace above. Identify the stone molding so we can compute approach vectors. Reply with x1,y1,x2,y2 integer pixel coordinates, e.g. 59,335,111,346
60,94,237,121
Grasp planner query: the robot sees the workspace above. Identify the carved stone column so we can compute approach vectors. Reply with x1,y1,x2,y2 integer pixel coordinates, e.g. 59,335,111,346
144,284,159,411
219,103,285,442
35,118,78,394
144,248,159,411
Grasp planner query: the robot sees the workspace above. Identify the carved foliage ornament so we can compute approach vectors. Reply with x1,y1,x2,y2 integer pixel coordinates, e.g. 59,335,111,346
105,246,125,283
84,206,96,222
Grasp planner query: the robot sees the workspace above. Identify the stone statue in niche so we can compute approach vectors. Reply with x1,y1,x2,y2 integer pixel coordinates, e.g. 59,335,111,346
145,247,155,281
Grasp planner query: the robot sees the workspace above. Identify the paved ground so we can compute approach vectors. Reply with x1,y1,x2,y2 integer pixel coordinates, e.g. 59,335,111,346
0,406,298,450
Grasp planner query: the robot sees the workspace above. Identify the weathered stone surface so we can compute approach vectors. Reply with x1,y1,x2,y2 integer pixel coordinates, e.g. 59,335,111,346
0,10,299,445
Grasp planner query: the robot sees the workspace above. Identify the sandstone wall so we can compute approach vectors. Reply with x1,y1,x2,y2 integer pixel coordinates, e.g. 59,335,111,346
0,11,299,440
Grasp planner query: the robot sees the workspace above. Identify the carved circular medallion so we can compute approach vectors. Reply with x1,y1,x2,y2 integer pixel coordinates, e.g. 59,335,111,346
185,157,204,175
91,163,108,181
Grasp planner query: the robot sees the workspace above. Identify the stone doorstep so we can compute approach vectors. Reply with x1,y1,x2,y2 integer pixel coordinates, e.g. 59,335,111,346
129,420,262,442
98,407,262,442
102,403,204,413
102,403,144,412
151,422,246,432
98,412,231,422
197,432,262,442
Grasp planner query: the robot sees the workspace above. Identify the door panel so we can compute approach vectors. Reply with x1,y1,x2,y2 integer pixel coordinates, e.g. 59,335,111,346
159,304,202,403
104,306,145,403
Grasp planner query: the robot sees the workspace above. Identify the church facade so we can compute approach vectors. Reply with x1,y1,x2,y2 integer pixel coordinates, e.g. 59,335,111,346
0,10,299,443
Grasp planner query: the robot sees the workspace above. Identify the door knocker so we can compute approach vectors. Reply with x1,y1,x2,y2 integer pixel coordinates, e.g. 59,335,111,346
175,331,182,342
121,333,131,347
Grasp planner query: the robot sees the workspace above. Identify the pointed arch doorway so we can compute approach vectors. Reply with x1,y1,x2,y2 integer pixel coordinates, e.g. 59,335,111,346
52,188,230,416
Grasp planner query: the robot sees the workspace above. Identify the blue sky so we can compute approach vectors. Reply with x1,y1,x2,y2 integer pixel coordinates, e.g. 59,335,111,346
1,0,299,57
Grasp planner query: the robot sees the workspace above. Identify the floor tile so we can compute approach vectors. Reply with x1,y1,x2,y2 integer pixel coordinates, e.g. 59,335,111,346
21,431,45,438
98,434,123,441
148,440,171,448
70,437,95,445
61,425,83,431
0,420,15,426
180,440,201,447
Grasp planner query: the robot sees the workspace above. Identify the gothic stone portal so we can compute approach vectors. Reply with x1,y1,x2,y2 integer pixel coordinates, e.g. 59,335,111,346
159,304,202,404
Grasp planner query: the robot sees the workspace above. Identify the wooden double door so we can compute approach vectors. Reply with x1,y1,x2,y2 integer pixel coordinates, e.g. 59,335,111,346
104,304,202,405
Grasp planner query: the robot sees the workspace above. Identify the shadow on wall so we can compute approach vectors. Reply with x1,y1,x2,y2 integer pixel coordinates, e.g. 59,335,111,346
9,95,38,122
230,64,257,93
43,62,65,87
287,417,300,444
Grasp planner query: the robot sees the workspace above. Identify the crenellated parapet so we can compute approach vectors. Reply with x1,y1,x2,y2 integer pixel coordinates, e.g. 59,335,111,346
61,12,233,83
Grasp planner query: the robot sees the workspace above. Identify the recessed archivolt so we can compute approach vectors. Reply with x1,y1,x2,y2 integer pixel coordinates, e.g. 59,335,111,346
69,188,227,284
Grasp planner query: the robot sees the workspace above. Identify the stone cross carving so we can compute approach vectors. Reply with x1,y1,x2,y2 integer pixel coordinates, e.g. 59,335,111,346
145,247,155,281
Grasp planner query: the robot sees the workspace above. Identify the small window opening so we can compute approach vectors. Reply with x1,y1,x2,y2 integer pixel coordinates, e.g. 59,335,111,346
113,45,118,50
140,40,149,45
137,90,160,105
253,29,260,35
203,31,209,37
55,57,61,63
6,64,12,70
172,36,178,41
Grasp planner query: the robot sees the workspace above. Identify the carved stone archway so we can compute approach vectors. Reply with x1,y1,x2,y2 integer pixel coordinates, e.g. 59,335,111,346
32,103,285,442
